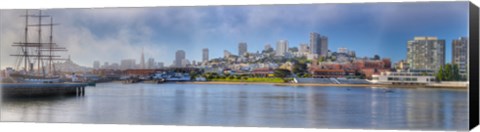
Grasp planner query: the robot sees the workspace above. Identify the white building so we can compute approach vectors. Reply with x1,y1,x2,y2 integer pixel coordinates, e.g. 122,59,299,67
371,71,436,84
275,40,288,56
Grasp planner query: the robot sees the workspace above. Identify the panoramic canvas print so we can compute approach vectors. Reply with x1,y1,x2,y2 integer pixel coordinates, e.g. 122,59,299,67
0,1,473,131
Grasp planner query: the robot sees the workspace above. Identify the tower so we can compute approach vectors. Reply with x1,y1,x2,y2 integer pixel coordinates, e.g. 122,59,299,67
140,47,145,69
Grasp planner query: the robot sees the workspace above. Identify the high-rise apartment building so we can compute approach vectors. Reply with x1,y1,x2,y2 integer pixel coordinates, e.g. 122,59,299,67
310,32,329,58
276,40,288,56
452,37,468,78
238,42,247,56
202,48,209,62
407,36,445,71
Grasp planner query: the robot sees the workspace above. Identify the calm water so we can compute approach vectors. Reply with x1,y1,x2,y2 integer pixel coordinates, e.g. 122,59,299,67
0,82,469,130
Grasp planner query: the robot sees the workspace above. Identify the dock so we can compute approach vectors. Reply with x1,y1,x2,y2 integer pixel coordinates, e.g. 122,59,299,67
1,83,88,97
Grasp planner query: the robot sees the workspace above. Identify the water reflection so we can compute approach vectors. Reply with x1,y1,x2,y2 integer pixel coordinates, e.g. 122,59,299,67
1,82,468,130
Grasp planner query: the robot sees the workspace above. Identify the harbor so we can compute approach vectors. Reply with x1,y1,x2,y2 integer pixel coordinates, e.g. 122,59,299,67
0,82,469,130
0,3,472,131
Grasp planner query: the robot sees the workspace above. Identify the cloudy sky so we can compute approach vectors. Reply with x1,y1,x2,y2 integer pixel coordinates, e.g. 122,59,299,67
0,2,468,69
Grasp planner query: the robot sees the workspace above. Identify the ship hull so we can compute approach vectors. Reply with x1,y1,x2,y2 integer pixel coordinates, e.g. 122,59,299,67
1,83,88,97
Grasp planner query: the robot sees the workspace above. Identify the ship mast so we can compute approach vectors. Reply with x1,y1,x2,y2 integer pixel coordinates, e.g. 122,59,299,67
44,17,66,75
11,10,67,77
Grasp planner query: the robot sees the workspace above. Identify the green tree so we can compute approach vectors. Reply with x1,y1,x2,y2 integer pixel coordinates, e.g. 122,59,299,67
436,66,444,81
262,48,274,54
436,63,462,81
318,56,325,62
274,69,291,79
444,64,452,81
452,64,460,81
292,57,307,75
329,56,336,62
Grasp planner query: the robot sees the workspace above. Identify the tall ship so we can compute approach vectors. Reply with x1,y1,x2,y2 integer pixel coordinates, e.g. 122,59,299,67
4,10,67,83
1,10,88,97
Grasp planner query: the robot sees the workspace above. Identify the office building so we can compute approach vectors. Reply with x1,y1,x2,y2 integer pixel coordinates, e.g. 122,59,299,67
147,58,155,69
174,50,186,67
93,61,100,69
120,59,136,69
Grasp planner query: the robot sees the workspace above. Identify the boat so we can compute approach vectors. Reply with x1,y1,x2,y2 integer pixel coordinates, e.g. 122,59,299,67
6,10,67,83
1,10,88,97
152,72,191,82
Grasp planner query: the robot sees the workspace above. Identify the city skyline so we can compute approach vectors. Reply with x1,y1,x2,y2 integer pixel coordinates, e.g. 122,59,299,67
0,2,468,68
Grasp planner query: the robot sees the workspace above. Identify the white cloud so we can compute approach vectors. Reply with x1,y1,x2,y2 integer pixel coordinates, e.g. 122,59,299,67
5,4,435,69
1,8,167,69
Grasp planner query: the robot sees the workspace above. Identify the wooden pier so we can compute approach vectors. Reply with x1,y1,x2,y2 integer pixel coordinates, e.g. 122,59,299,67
1,83,88,97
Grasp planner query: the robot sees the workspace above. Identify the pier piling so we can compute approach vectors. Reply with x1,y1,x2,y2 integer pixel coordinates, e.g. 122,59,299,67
81,87,85,96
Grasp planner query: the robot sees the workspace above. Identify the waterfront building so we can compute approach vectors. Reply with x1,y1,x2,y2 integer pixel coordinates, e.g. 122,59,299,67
407,36,445,71
310,69,345,78
93,61,100,69
452,37,468,78
371,71,436,84
238,42,247,56
276,40,288,56
310,32,329,57
202,48,209,62
251,68,275,77
357,58,391,74
174,50,186,67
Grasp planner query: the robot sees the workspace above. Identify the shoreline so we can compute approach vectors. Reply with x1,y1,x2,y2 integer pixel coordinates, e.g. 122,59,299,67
179,81,468,89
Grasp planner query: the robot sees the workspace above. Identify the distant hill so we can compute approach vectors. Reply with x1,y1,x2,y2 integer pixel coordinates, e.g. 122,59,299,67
54,58,91,73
